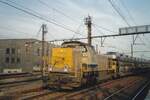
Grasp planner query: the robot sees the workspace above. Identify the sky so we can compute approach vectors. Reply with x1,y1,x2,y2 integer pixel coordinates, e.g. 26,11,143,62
0,0,150,58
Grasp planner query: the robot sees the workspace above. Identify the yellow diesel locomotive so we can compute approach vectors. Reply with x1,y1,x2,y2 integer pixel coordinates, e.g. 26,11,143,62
44,41,116,88
44,41,150,89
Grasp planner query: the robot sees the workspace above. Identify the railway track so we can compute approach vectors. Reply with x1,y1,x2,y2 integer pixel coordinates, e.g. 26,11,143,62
21,90,68,100
0,72,41,86
0,80,43,98
131,80,150,100
0,74,148,100
0,72,43,98
63,76,142,100
11,75,146,100
102,73,150,100
0,72,41,79
103,79,144,100
14,78,123,100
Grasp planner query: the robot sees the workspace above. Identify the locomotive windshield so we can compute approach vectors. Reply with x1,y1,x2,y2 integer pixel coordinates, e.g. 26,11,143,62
79,45,87,53
62,44,87,53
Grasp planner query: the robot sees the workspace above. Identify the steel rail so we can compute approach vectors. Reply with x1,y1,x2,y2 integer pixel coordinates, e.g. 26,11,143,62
103,79,141,100
64,76,135,99
21,90,53,100
131,81,150,100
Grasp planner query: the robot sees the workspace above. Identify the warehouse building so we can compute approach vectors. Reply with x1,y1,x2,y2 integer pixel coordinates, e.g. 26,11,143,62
0,39,55,73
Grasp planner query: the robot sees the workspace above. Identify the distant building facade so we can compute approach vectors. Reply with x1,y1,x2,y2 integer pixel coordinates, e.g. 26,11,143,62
0,39,55,73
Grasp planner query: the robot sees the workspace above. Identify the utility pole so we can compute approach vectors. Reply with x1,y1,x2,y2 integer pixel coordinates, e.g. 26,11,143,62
131,35,134,57
41,24,48,77
131,44,133,57
85,16,92,46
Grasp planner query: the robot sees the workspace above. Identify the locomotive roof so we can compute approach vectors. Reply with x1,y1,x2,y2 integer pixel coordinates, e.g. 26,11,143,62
61,41,88,46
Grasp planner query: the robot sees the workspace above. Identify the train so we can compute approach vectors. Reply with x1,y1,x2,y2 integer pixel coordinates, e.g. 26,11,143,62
43,41,150,89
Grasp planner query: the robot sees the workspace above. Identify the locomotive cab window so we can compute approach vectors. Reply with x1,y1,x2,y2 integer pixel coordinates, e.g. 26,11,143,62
79,45,87,53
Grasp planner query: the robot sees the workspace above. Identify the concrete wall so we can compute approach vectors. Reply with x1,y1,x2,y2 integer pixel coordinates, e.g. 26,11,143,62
0,39,54,73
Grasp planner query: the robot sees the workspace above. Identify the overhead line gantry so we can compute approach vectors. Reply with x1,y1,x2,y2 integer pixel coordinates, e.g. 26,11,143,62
49,25,150,42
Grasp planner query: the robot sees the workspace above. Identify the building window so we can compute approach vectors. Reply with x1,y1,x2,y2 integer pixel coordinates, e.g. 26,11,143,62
11,48,15,54
17,49,21,54
5,57,9,63
46,48,49,56
37,48,40,56
6,48,10,54
11,58,15,63
113,62,116,65
17,58,20,63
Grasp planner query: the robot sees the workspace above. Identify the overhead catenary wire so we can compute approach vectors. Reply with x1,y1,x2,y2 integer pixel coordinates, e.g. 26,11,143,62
0,0,149,57
71,21,86,40
92,20,128,51
108,0,130,26
0,0,83,36
37,0,85,38
92,15,129,52
92,25,106,35
37,0,79,24
0,26,35,37
1,1,61,40
92,23,117,34
108,0,150,57
119,0,137,25
5,0,52,21
117,0,150,52
117,0,144,46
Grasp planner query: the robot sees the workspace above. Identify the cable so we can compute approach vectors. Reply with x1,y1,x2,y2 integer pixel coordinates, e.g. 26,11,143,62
119,1,148,48
122,1,150,52
37,0,78,24
92,22,127,49
71,21,85,39
119,0,150,52
0,30,34,38
108,0,130,26
108,0,150,58
92,25,106,35
119,0,137,25
0,0,82,36
37,0,85,38
30,24,56,41
6,0,51,21
35,26,42,38
0,26,34,36
92,23,117,34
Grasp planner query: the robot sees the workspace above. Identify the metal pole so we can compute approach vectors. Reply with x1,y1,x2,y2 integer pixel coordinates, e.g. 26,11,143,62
131,44,133,57
42,24,44,75
85,16,92,46
41,24,47,77
131,35,134,57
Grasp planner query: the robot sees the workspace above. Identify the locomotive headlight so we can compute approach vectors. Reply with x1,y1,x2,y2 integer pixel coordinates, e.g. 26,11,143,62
48,66,53,72
64,67,68,72
112,55,116,59
64,66,68,72
82,53,87,57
